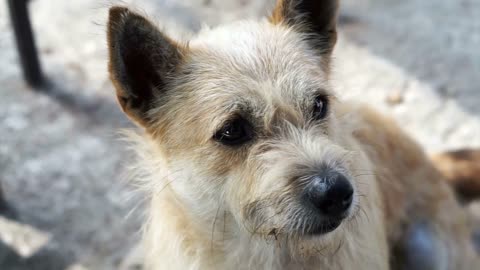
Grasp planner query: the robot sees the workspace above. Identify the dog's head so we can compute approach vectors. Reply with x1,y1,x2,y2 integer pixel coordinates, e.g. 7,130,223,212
108,0,367,247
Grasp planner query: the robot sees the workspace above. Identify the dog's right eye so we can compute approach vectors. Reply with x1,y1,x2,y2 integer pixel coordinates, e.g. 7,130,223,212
312,95,329,120
213,118,253,146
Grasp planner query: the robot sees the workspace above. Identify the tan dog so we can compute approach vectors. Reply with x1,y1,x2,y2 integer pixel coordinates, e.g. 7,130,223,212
106,1,479,269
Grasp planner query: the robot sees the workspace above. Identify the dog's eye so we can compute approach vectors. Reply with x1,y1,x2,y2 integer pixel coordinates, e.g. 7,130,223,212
213,118,253,146
312,95,329,120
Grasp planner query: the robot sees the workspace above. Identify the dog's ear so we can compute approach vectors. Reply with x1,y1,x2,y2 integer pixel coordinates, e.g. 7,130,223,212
270,0,339,55
107,7,184,127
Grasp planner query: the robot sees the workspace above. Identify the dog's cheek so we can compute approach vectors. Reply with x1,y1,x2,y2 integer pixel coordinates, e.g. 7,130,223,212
223,161,284,232
166,159,226,210
223,166,262,225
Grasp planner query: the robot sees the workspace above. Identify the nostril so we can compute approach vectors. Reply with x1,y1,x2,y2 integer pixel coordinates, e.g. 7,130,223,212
342,189,353,205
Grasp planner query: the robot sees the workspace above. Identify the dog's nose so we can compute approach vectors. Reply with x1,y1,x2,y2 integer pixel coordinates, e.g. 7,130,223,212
304,172,353,217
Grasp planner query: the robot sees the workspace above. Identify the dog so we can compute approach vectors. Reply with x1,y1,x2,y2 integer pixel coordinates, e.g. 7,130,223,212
106,0,479,269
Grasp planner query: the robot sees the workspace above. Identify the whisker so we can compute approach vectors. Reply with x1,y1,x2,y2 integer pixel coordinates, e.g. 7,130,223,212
352,173,377,178
211,201,222,253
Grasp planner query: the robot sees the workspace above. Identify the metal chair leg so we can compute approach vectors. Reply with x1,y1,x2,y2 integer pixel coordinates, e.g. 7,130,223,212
7,0,44,88
0,183,7,213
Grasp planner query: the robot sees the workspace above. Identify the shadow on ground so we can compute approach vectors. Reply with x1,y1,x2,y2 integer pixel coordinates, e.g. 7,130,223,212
0,204,74,270
0,240,72,270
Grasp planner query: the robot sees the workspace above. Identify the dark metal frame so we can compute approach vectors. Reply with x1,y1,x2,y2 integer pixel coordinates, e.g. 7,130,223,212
0,183,8,214
7,0,44,88
2,0,44,214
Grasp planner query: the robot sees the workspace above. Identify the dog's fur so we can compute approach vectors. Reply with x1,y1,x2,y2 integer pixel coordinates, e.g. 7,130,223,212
432,149,480,203
106,1,479,269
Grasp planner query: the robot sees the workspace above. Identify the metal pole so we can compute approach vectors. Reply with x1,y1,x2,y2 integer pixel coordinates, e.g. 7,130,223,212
7,0,44,88
0,183,7,213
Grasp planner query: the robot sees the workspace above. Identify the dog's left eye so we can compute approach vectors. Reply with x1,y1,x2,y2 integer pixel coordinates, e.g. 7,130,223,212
312,95,329,120
213,118,253,146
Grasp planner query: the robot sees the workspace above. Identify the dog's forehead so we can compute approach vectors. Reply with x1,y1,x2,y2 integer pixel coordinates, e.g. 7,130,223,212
188,20,329,93
164,20,334,134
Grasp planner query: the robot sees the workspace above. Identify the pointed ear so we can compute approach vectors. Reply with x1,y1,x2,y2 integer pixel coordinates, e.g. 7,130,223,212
107,7,184,127
270,0,339,55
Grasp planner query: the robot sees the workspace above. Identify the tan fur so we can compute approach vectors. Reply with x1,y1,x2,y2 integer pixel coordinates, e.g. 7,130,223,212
431,149,480,203
107,2,478,270
121,19,388,270
349,106,478,269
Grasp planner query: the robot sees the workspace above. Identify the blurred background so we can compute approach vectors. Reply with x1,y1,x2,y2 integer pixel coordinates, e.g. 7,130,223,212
0,0,479,269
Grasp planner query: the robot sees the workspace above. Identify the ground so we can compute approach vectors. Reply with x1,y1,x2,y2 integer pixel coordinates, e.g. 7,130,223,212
0,0,479,269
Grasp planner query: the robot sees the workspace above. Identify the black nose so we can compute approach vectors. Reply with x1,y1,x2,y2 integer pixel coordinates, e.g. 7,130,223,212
304,172,354,218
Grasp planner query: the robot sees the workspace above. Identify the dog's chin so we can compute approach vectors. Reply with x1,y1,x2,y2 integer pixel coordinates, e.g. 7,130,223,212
304,219,343,236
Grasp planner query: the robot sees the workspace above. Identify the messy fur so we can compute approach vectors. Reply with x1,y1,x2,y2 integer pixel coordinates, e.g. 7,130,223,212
107,1,479,269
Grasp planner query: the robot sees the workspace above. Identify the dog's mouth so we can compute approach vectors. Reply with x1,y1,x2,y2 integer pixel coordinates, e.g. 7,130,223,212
304,218,343,235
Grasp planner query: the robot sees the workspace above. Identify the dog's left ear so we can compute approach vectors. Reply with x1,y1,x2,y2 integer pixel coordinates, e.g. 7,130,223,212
270,0,339,55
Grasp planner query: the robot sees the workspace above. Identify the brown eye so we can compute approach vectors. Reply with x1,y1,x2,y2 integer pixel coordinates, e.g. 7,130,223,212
213,117,253,146
313,95,329,120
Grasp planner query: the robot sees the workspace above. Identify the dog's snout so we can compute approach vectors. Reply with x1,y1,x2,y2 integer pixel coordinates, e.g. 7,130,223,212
304,172,353,218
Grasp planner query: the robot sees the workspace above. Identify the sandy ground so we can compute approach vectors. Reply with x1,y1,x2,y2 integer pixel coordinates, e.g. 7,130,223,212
0,0,479,269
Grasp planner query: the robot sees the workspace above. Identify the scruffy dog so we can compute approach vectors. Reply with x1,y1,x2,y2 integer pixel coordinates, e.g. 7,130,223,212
106,0,479,269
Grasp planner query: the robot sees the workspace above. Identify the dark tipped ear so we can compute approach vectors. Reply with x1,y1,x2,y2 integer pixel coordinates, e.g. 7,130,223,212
270,0,339,55
107,7,184,127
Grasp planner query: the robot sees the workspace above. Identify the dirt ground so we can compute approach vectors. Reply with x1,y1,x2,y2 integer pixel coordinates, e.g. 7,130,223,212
0,0,479,269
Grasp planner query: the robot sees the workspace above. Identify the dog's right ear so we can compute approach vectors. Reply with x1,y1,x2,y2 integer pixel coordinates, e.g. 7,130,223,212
270,0,339,55
107,7,184,127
